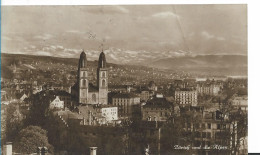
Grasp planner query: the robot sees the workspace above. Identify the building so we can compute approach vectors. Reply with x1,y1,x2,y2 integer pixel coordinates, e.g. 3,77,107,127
19,93,28,102
231,95,248,111
71,50,108,105
141,95,173,121
181,109,231,154
74,104,118,125
75,105,106,125
94,105,118,122
196,80,222,96
148,81,157,91
140,90,150,102
51,90,72,109
174,89,198,107
49,96,64,109
195,110,230,147
112,93,140,118
239,136,248,155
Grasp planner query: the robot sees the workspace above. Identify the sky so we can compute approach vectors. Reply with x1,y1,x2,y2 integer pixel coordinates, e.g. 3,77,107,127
1,5,247,64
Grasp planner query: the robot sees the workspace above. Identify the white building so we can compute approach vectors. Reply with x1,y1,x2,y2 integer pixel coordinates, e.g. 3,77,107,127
174,90,198,106
197,83,221,96
239,136,248,155
100,106,118,122
20,94,28,102
50,96,64,109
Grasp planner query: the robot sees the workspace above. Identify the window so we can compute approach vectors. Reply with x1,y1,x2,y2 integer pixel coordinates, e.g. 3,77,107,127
92,94,96,102
194,123,200,129
102,80,105,87
187,123,191,128
217,124,221,129
207,123,211,129
202,132,206,138
150,130,154,136
83,79,87,87
102,72,106,77
195,132,201,138
195,140,201,147
207,132,211,138
81,60,85,68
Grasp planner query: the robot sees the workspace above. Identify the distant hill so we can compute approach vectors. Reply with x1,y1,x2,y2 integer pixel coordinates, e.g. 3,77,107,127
1,53,248,79
0,53,139,79
1,53,78,66
148,55,248,76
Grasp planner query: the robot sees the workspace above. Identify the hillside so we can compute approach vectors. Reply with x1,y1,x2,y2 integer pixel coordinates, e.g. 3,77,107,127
148,55,248,76
1,53,248,80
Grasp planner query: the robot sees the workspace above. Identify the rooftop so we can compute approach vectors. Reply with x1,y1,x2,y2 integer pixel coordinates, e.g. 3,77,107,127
112,93,139,98
143,97,172,108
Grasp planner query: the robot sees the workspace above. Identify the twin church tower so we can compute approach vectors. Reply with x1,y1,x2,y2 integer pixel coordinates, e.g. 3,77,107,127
71,50,108,105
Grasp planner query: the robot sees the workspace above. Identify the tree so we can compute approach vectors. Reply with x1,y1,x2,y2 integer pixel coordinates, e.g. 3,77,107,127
3,103,24,144
13,126,53,154
24,91,53,127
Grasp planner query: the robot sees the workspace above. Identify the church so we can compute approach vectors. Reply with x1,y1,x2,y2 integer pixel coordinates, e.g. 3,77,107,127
71,50,108,105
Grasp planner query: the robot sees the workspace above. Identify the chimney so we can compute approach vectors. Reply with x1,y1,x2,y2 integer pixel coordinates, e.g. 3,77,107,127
3,142,12,155
90,147,97,155
37,147,42,155
83,117,86,125
37,146,48,155
42,147,48,155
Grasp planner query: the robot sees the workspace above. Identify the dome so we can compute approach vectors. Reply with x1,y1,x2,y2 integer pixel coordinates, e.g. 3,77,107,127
79,51,87,68
98,51,106,68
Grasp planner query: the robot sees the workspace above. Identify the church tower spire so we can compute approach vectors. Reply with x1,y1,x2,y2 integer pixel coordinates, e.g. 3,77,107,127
78,50,88,104
98,50,106,68
97,51,108,104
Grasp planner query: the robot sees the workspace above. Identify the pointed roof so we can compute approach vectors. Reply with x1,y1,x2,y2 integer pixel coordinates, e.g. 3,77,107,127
79,50,87,68
98,51,106,68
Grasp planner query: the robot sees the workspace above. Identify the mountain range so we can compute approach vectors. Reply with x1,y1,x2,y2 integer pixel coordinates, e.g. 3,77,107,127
148,54,247,76
1,53,248,79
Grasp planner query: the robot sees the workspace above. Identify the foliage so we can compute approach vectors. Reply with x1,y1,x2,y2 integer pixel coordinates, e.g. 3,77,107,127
13,126,53,154
43,112,69,152
3,103,24,143
24,92,53,127
23,92,68,153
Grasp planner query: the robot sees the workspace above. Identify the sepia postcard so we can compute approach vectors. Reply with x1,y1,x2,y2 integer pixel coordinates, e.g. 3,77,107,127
1,4,248,155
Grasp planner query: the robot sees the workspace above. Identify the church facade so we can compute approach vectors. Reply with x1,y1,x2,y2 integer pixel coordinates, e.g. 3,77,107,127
71,50,108,105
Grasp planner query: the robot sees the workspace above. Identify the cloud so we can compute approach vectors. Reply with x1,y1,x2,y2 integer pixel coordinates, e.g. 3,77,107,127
87,6,129,14
66,30,82,34
201,31,214,39
64,48,80,54
216,37,225,41
36,51,52,56
30,45,36,49
115,6,129,14
2,36,12,41
152,11,179,18
34,34,53,40
56,45,64,49
201,31,226,41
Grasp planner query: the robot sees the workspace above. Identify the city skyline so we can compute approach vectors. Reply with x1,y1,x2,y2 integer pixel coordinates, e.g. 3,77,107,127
1,5,247,64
